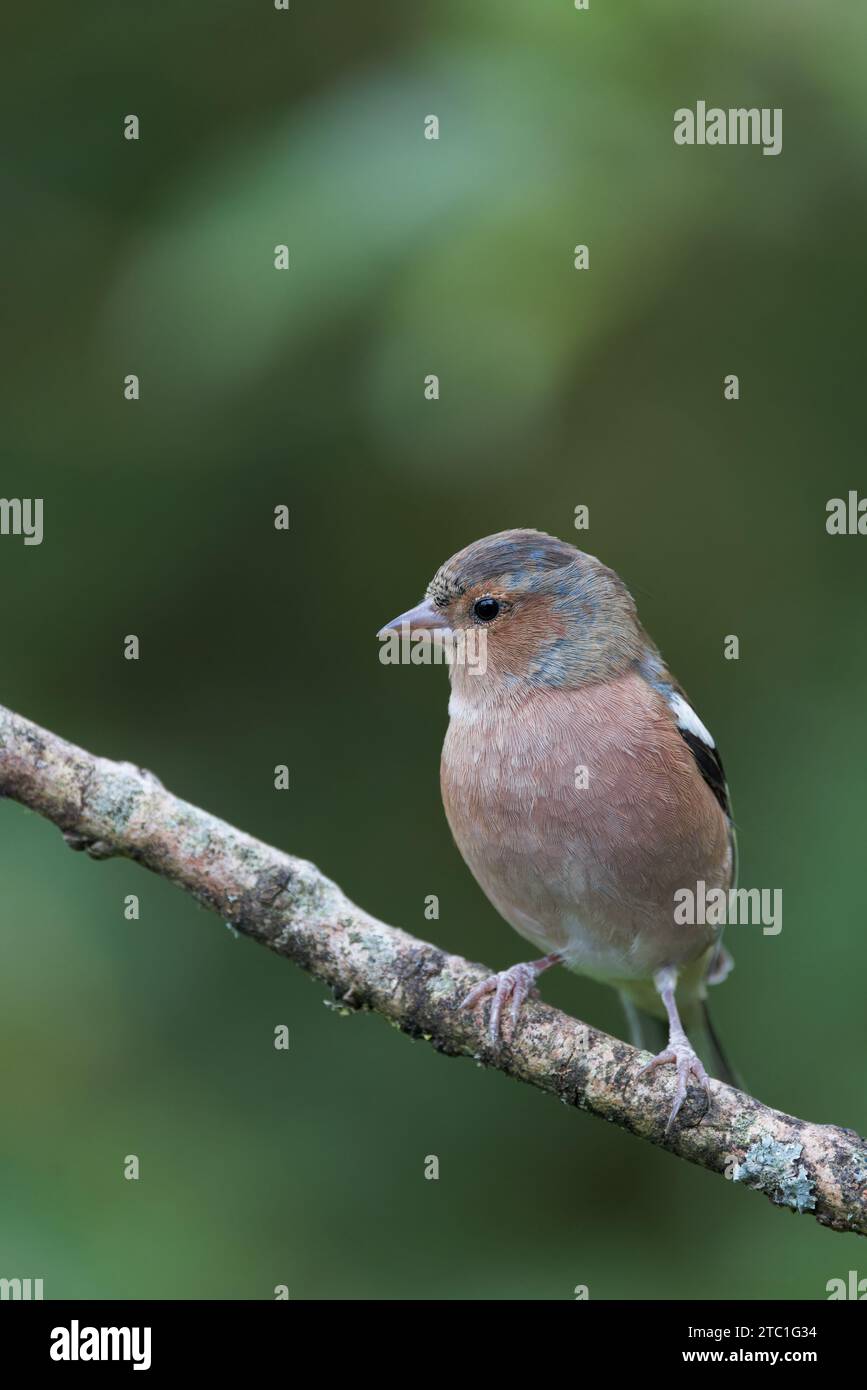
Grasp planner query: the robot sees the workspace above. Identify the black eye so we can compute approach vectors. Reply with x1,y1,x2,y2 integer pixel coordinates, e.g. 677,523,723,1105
473,597,500,622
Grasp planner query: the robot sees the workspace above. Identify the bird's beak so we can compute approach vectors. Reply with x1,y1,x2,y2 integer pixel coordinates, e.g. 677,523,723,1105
377,598,452,638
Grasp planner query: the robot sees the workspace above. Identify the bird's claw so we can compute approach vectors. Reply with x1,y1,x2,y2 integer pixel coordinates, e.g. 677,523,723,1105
461,962,541,1043
641,1039,711,1133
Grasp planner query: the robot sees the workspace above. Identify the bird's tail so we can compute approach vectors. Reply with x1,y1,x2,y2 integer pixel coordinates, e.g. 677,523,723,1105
619,993,742,1090
700,998,742,1090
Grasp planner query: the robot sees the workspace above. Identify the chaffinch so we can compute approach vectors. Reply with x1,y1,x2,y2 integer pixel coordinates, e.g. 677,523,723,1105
379,528,737,1130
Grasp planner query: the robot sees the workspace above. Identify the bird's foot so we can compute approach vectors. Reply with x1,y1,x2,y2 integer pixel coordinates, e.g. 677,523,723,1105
461,954,560,1043
641,1036,711,1134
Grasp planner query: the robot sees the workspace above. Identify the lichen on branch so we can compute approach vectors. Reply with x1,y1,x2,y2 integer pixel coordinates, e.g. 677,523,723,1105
1,702,865,1238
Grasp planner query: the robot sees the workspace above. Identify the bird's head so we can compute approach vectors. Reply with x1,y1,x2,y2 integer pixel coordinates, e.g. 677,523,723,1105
378,528,646,699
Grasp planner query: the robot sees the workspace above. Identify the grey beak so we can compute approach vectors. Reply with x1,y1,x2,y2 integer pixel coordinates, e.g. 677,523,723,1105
377,598,452,638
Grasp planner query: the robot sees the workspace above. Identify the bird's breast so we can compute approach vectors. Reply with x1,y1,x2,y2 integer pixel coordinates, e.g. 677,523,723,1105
440,673,730,981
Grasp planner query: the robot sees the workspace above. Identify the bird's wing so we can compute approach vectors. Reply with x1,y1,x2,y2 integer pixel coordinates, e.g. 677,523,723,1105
662,684,738,893
633,664,741,1079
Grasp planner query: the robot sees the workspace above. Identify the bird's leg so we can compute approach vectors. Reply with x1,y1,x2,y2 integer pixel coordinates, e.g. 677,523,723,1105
640,966,711,1133
461,952,563,1043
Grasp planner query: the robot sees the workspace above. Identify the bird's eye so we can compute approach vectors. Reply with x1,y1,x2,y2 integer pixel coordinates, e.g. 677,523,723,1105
473,597,500,622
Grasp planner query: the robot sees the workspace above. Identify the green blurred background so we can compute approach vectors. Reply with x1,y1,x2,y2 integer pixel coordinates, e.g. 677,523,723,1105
2,0,866,1299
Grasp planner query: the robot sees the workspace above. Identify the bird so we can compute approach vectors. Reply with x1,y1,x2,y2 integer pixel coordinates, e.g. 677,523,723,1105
378,528,737,1131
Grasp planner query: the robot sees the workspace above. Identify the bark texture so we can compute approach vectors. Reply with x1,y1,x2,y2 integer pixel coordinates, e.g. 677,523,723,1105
2,702,865,1237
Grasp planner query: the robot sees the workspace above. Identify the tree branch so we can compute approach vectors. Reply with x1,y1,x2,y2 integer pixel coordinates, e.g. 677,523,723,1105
1,701,865,1238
